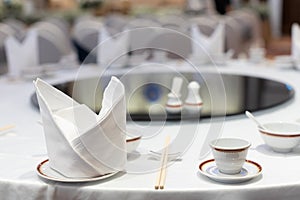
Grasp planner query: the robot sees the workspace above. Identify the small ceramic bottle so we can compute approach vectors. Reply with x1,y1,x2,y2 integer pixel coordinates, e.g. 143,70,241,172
165,92,182,114
165,77,183,114
184,81,203,116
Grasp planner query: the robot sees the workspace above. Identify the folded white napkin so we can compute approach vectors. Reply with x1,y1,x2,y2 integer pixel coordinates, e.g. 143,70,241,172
97,27,129,67
190,23,225,64
291,23,300,63
34,77,127,178
5,29,39,77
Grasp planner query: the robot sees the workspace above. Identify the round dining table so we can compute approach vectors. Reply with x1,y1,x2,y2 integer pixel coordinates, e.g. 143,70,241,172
1,59,300,200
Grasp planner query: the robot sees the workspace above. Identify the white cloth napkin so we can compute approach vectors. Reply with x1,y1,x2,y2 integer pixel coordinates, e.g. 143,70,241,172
4,29,39,76
291,23,300,63
34,77,127,178
97,27,129,67
190,23,225,64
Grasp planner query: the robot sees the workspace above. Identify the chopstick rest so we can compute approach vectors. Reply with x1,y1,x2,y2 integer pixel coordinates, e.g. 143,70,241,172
149,150,181,161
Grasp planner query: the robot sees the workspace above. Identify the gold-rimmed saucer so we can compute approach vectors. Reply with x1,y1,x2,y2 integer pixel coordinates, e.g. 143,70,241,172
199,159,262,183
37,159,118,183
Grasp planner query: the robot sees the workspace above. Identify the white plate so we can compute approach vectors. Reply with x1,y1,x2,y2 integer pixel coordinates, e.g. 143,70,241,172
37,159,118,183
199,159,262,183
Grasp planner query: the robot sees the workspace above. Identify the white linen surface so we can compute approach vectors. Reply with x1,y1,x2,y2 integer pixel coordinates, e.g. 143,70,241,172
34,77,127,178
1,63,300,199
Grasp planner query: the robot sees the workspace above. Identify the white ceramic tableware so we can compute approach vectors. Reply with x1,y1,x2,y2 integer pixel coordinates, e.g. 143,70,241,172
37,159,118,183
249,47,266,63
258,122,300,153
245,111,267,130
274,55,294,68
184,81,202,116
126,128,142,153
166,77,183,114
199,159,262,183
210,138,251,174
165,92,182,114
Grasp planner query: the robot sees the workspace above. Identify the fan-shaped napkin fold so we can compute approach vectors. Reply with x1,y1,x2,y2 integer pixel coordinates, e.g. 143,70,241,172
34,76,127,178
190,23,225,64
5,29,39,76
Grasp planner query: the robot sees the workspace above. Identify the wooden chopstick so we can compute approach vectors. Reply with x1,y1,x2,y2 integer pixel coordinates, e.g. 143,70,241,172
155,135,170,190
159,136,170,189
0,124,15,132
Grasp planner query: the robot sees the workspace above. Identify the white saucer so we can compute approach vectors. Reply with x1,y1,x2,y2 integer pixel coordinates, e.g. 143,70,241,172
37,159,118,183
199,159,262,183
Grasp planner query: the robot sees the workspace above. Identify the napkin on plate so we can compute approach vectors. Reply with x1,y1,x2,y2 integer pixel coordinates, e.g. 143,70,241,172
189,23,225,64
291,23,300,63
97,27,129,67
34,76,127,178
5,29,39,77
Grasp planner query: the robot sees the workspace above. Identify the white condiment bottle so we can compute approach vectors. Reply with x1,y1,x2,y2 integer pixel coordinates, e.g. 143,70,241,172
165,77,183,114
184,81,203,116
166,92,182,114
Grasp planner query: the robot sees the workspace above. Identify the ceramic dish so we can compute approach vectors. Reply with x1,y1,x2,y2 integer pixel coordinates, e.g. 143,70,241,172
126,135,142,153
258,122,300,153
37,159,118,183
126,127,142,153
199,159,262,183
273,55,294,69
210,138,251,174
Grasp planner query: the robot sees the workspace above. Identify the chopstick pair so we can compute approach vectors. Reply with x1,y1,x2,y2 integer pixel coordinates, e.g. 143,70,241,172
0,124,15,132
155,135,170,190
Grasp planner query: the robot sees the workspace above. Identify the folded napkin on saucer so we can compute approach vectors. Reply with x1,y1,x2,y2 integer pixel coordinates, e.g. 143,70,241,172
34,77,127,178
190,23,225,64
291,23,300,63
5,29,39,77
97,27,129,67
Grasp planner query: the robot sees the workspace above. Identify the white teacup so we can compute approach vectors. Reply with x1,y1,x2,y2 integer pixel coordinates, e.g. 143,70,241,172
210,138,251,174
249,47,266,63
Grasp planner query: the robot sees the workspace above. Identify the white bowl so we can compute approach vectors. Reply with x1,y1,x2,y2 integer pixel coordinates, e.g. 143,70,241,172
258,122,300,153
274,55,294,68
126,128,142,153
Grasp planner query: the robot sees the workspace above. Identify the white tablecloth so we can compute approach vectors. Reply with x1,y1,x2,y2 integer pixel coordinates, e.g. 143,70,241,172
1,60,300,200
